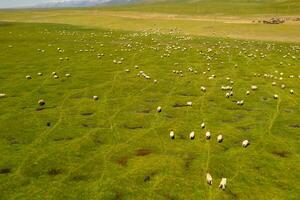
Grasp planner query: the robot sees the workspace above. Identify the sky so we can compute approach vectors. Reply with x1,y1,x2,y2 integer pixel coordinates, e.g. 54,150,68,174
0,0,97,8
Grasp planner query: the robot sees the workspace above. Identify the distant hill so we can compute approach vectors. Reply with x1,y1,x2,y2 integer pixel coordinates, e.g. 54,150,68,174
36,0,137,8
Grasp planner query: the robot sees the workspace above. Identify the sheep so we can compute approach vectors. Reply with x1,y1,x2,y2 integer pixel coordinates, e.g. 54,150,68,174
273,94,278,99
0,93,6,98
237,100,244,106
190,131,195,140
93,96,99,100
157,106,162,113
290,89,294,94
226,92,230,98
201,86,206,92
201,122,205,129
219,178,227,190
206,173,212,185
170,131,175,139
154,79,158,83
205,131,211,140
38,99,45,106
125,69,130,73
251,85,257,90
26,75,32,80
246,91,250,95
65,73,71,77
52,72,57,75
37,72,43,76
186,101,192,106
272,82,276,86
242,140,250,147
53,75,59,79
217,135,223,143
281,84,285,89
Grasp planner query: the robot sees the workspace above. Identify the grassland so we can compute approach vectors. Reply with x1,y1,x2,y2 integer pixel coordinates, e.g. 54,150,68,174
0,0,300,42
0,20,299,199
0,0,300,199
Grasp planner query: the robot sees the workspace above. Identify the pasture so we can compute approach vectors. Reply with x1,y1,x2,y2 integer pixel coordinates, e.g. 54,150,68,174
0,0,300,199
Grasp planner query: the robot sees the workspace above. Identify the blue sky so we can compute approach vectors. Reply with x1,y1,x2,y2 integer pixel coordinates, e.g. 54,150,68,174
0,0,98,8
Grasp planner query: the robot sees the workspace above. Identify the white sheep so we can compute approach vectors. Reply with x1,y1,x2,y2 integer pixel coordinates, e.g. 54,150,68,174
246,91,250,95
38,99,45,106
65,73,71,77
226,92,230,98
290,89,294,94
219,178,227,190
217,135,223,143
242,140,250,147
206,131,211,140
206,173,212,185
53,75,59,79
281,84,285,89
186,101,192,106
37,72,43,76
273,94,278,99
201,122,205,129
251,85,257,90
0,93,6,98
190,131,195,140
170,131,175,139
272,82,276,86
52,72,57,75
201,86,206,92
93,96,99,100
157,106,162,113
26,75,32,80
125,69,130,73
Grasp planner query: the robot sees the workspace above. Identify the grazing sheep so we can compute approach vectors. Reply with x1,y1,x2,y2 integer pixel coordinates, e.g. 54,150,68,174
273,94,278,99
246,91,250,95
201,86,206,92
237,100,244,106
52,72,57,75
272,82,276,86
281,84,285,89
242,140,250,147
125,69,130,73
290,89,294,94
206,131,211,140
226,92,230,98
251,85,257,90
206,173,212,185
219,178,227,190
65,73,71,77
0,93,6,98
26,75,32,80
170,131,175,139
53,75,59,79
186,101,192,106
201,122,205,129
93,96,99,100
37,72,43,76
38,99,45,106
154,79,158,83
190,131,195,140
157,106,162,113
217,135,223,143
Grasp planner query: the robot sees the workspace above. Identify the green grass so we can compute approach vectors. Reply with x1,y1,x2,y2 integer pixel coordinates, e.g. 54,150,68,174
0,21,299,199
103,0,300,16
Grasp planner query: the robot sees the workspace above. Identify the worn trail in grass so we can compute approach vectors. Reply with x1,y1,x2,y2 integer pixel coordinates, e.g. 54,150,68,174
0,22,299,199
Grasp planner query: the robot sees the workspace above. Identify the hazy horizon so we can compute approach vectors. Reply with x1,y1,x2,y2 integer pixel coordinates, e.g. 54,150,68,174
0,0,102,8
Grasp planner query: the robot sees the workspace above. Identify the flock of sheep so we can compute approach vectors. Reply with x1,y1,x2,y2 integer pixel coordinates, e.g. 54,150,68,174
1,29,299,193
